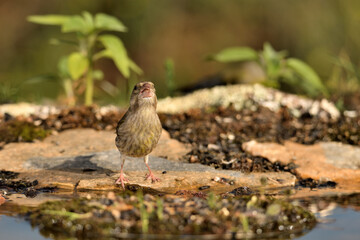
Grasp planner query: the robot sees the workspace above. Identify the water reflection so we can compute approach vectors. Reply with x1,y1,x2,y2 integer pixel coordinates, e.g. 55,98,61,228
0,193,359,240
298,207,360,240
0,215,48,240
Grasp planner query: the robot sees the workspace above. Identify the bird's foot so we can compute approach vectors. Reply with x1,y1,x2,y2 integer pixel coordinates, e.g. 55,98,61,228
115,174,129,189
144,172,160,183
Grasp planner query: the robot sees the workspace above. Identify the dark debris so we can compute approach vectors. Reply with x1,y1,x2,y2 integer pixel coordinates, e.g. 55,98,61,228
0,170,57,198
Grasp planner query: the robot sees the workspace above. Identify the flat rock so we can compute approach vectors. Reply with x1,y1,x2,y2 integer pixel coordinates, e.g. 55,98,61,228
0,128,190,172
22,150,295,193
242,140,360,188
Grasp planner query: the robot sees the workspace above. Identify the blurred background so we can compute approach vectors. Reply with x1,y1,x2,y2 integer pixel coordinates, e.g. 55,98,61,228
1,0,360,107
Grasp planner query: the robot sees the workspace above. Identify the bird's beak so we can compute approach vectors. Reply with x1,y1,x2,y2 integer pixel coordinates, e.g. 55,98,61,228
140,84,153,98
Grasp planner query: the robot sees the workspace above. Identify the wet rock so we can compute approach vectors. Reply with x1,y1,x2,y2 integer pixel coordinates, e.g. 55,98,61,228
243,140,360,188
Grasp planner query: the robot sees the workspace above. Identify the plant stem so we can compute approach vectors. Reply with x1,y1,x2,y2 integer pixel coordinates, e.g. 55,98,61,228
84,34,95,106
85,67,93,106
63,78,75,106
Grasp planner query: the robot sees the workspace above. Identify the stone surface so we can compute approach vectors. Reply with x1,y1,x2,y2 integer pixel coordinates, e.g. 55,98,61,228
157,84,340,120
0,127,294,194
0,128,190,172
242,140,360,187
152,130,191,161
322,142,360,170
22,150,295,192
0,194,5,206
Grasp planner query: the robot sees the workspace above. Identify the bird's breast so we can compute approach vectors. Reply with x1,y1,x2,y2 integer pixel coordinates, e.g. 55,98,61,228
116,108,162,157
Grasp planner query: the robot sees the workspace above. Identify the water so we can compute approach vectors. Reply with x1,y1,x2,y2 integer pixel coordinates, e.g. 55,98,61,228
0,215,48,240
298,207,360,240
0,201,359,239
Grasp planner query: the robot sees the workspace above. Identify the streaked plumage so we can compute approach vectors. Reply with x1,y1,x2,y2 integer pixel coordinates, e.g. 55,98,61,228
115,82,162,188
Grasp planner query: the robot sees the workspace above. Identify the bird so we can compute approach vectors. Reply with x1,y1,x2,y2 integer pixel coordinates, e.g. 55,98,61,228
115,81,162,189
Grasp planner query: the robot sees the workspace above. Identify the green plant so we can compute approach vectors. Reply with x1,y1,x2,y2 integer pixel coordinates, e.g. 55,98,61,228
156,198,163,221
208,42,328,98
137,191,149,234
0,82,19,104
164,58,175,97
328,50,360,97
28,12,142,105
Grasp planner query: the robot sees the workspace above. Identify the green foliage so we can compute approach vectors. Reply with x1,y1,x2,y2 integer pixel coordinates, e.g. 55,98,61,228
94,13,127,32
0,82,19,104
68,52,89,80
328,51,360,99
208,42,328,98
164,58,175,96
98,35,130,78
208,47,258,63
137,191,149,234
27,15,69,25
28,11,142,105
286,58,328,97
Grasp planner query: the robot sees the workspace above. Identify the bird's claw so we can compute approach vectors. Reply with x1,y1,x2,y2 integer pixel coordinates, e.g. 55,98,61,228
145,172,160,183
115,174,129,189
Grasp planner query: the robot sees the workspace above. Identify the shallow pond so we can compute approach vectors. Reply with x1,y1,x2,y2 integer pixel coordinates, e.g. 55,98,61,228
0,215,49,240
0,193,359,240
298,207,360,240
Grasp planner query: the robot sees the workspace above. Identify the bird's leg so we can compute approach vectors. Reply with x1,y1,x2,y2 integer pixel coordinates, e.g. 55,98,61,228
115,154,128,189
144,155,160,183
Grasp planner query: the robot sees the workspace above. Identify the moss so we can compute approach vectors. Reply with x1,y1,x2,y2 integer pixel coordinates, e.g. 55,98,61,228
0,120,49,143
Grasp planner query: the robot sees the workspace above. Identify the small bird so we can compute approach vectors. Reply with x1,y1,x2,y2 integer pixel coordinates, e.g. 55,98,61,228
115,82,162,189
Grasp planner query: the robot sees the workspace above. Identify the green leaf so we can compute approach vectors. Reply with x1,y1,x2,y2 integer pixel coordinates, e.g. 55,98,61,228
49,38,77,46
93,70,104,80
82,11,94,28
261,42,286,80
82,11,94,31
67,52,89,80
98,35,130,78
57,56,70,78
24,74,59,84
93,49,111,60
62,15,93,34
208,47,258,63
263,42,277,61
286,58,328,96
129,58,143,75
95,13,127,32
27,15,69,25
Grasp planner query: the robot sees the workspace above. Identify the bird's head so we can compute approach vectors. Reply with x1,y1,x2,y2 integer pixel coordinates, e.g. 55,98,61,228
129,82,157,109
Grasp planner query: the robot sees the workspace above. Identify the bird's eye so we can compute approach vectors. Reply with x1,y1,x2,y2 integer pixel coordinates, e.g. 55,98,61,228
133,85,139,91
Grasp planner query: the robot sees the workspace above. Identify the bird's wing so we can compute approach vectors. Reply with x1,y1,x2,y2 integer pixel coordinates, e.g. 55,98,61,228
116,110,129,136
